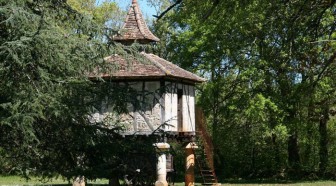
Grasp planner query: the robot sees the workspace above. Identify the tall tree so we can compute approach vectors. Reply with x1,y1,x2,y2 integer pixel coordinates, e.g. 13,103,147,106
68,0,125,28
0,0,144,180
154,0,336,178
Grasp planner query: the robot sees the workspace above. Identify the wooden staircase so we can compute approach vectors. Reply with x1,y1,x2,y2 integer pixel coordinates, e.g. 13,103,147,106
194,108,219,186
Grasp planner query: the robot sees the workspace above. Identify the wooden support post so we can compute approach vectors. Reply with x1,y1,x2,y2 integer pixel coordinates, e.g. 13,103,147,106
185,142,198,186
154,143,170,186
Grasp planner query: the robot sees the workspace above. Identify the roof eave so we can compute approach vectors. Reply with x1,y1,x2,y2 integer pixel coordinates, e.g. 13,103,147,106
89,75,206,84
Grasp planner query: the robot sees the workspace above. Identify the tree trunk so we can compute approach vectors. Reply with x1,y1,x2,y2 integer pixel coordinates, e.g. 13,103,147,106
319,105,329,175
211,63,221,172
109,177,121,186
288,132,300,172
304,99,314,169
272,133,281,170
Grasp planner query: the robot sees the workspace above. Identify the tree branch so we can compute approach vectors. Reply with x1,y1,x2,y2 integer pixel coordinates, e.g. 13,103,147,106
202,0,220,20
313,50,336,86
153,0,182,20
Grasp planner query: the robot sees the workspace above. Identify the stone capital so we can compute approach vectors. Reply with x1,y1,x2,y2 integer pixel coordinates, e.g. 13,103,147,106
185,142,198,149
154,142,170,150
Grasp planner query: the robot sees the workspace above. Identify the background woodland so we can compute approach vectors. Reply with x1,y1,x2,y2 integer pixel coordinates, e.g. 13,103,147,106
1,0,336,181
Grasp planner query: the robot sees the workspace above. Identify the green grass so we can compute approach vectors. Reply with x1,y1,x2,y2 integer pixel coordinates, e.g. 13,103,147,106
0,176,66,185
173,181,336,186
0,176,335,186
218,181,336,186
0,176,108,186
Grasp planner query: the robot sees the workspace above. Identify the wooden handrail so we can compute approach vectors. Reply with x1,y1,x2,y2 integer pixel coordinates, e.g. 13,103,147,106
195,107,215,171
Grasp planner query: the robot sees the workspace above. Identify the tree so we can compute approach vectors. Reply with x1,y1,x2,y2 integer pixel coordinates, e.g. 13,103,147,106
67,0,126,28
0,0,147,181
154,0,336,179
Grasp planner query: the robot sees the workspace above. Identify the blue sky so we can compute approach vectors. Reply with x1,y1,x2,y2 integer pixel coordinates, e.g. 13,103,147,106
113,0,157,20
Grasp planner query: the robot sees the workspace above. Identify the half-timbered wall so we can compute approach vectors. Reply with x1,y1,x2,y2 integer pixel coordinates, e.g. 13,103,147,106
91,81,161,135
91,81,196,135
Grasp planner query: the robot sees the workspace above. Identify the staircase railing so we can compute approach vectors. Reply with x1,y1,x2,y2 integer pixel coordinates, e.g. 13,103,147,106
195,107,215,171
191,144,207,184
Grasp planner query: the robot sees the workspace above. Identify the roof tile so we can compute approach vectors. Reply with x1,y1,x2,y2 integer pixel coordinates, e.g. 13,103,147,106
93,53,205,83
113,0,160,43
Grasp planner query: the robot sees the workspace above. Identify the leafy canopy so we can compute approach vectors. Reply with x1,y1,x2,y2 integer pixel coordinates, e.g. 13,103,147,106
0,0,152,180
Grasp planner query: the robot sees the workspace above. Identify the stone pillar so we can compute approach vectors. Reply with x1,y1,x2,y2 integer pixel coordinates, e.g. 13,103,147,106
185,143,198,186
154,143,170,186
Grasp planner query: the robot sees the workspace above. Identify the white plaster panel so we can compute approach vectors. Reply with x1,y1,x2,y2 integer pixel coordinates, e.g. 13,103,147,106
189,85,195,132
165,82,178,132
182,84,196,132
182,84,189,131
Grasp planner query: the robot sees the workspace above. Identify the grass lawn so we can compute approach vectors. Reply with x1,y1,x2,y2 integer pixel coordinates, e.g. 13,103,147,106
0,176,335,186
217,181,336,186
0,176,108,185
0,175,66,185
174,181,336,186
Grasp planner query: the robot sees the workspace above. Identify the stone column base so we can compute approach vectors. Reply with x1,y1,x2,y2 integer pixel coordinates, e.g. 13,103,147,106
73,176,85,186
155,180,168,186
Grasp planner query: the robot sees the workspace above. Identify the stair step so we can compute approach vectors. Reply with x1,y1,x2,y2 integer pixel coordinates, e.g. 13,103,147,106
201,174,215,177
201,170,214,172
204,178,216,181
202,183,217,185
201,170,214,174
201,175,215,178
202,175,215,178
202,173,215,176
201,170,214,173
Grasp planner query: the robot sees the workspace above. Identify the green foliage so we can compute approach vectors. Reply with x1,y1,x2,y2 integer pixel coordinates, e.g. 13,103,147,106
0,0,155,181
155,0,336,179
67,0,125,27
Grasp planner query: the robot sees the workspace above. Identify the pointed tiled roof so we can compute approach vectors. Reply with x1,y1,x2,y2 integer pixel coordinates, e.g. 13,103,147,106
113,0,160,44
99,0,205,83
93,52,206,83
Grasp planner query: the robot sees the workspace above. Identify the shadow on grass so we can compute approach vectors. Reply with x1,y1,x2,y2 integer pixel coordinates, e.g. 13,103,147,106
27,184,109,186
221,179,335,184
